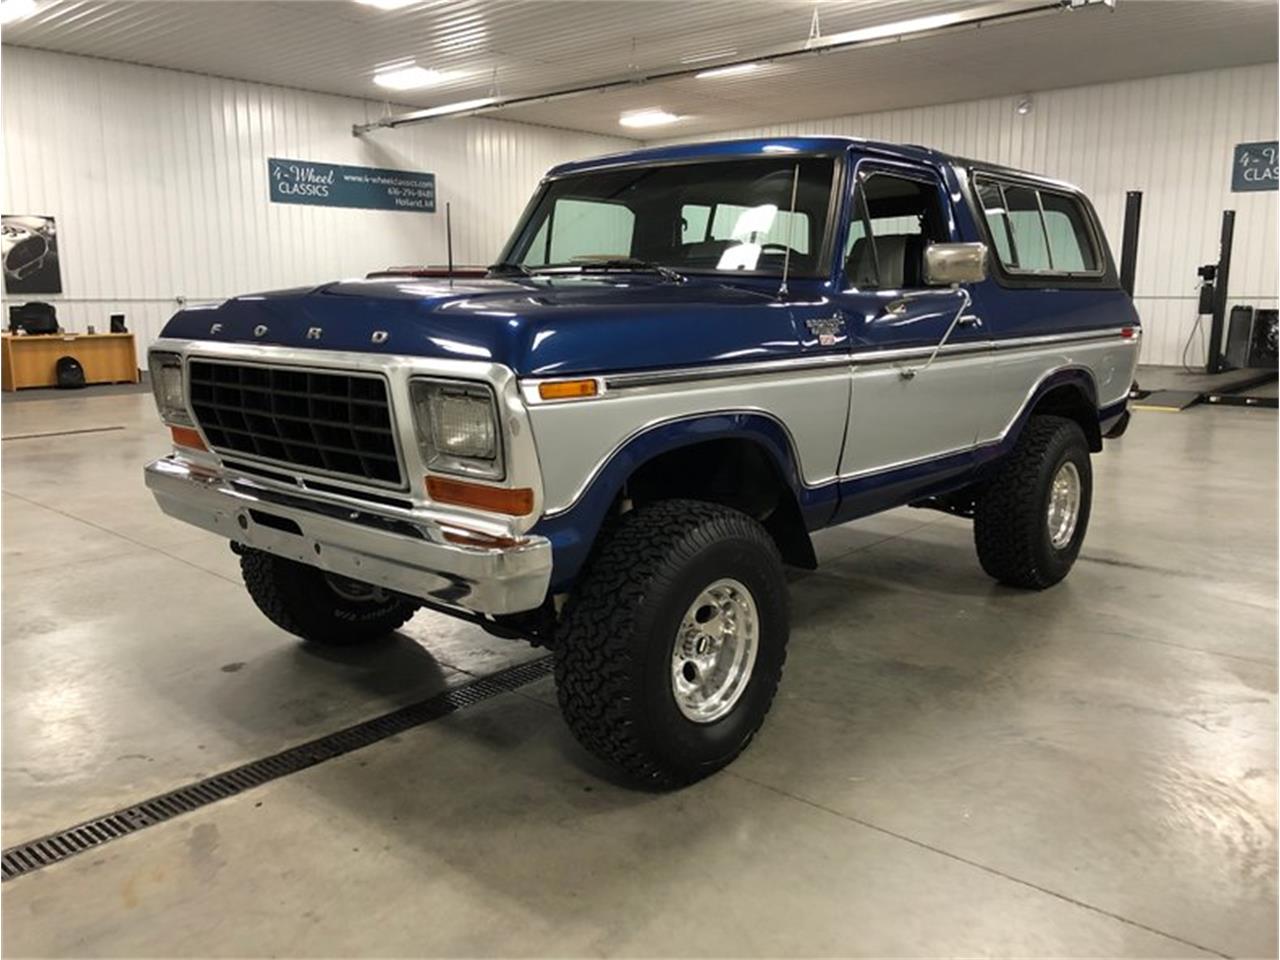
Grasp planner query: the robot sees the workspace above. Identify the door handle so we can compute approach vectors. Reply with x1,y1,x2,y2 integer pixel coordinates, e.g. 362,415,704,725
896,288,974,380
884,297,978,321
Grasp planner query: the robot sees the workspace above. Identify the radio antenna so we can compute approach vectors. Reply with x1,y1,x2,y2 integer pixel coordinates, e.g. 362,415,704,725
778,162,800,298
445,201,455,281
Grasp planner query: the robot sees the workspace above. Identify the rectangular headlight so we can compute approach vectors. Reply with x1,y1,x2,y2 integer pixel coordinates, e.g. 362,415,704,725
147,351,192,426
410,379,503,479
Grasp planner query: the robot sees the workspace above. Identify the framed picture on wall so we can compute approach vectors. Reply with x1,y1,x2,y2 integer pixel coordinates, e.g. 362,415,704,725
2,214,63,295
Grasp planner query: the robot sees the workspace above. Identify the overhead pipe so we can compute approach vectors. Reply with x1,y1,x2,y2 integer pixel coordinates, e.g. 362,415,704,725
352,0,1103,135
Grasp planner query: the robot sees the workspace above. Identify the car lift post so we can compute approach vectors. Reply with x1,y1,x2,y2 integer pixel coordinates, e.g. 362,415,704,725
1119,190,1142,298
1205,209,1235,375
1129,202,1275,411
1118,190,1143,399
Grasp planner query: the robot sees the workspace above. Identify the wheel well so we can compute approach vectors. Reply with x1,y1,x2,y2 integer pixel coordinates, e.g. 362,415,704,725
623,438,817,569
1030,383,1102,452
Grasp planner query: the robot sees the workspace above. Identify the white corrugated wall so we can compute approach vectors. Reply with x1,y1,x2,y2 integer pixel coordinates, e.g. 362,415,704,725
5,48,1275,369
664,64,1278,368
0,46,635,362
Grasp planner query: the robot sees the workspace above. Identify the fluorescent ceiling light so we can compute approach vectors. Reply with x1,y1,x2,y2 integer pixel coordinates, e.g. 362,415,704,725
619,109,682,129
410,97,498,119
681,48,737,64
0,0,37,25
373,64,445,90
812,11,970,48
354,0,417,10
695,63,759,80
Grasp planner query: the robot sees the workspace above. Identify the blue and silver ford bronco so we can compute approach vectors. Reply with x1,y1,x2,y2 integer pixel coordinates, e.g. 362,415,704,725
145,137,1139,785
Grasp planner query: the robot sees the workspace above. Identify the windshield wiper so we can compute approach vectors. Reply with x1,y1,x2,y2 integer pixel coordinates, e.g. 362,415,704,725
574,258,687,284
487,261,535,278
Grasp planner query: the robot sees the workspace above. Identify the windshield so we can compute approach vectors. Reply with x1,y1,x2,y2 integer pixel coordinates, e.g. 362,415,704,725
505,156,837,278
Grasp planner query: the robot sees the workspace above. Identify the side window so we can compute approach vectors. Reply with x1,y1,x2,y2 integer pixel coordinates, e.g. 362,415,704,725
975,176,1100,276
1002,185,1052,271
975,180,1015,265
1040,192,1099,272
846,171,949,289
525,197,635,266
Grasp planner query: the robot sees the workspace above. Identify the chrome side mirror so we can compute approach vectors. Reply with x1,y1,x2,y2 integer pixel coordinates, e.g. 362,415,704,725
924,242,988,286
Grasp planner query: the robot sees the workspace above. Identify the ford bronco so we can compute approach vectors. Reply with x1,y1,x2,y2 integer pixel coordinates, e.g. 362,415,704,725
145,137,1139,786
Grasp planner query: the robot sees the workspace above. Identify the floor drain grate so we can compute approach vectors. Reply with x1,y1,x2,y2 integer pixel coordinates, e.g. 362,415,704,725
1,654,553,882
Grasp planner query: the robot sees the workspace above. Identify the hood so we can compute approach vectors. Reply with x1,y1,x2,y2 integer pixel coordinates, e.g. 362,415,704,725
159,274,811,376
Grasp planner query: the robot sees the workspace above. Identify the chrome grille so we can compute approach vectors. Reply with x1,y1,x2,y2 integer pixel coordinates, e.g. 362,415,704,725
187,360,403,486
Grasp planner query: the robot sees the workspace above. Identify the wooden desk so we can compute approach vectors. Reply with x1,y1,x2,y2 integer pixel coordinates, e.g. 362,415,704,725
1,333,139,391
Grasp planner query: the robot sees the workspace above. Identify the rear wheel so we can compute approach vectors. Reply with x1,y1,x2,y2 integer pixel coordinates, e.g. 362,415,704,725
239,548,418,645
554,499,789,788
973,415,1092,589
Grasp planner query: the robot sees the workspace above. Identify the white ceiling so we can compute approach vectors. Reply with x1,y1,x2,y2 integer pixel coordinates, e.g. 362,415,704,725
4,0,1277,139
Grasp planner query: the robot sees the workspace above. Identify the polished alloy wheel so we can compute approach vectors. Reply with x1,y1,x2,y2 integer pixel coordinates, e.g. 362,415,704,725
671,578,759,723
1046,460,1082,549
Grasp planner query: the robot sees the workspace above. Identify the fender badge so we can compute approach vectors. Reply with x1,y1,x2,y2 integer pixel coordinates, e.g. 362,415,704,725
371,330,389,344
253,324,269,338
806,316,844,347
209,322,222,335
306,327,322,340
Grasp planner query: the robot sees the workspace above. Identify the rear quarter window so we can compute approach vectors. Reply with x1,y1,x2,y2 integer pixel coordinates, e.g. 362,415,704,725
1002,185,1053,272
1040,192,1099,272
973,175,1101,278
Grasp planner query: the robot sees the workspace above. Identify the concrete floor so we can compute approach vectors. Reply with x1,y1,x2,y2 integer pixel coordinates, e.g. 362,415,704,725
1,385,1275,958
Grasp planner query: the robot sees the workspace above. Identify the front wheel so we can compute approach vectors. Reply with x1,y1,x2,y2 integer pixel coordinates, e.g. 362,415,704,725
554,500,789,788
973,415,1092,589
239,548,419,645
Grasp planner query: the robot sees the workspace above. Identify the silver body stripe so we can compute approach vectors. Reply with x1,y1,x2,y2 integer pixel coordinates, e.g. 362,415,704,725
527,329,1140,518
583,327,1132,392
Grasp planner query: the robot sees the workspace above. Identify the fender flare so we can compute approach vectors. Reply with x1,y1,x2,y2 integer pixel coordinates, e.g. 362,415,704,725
531,411,825,591
970,367,1103,473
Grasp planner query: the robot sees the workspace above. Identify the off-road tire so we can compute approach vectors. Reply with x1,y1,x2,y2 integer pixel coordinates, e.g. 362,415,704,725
973,415,1092,589
239,548,418,645
555,499,789,788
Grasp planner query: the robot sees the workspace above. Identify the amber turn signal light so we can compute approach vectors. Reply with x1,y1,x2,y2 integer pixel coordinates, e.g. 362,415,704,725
170,425,208,451
538,378,599,401
426,475,534,516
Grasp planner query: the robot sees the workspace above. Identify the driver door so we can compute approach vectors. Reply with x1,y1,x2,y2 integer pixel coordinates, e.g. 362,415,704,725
835,163,991,483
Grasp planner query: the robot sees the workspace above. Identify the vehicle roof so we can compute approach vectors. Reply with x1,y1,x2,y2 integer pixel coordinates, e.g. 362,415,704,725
546,135,1082,193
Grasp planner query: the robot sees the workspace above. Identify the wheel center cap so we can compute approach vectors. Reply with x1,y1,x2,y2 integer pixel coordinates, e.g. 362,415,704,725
672,578,760,725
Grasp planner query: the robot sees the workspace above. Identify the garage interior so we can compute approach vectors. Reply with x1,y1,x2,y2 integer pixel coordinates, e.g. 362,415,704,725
1,1,1277,957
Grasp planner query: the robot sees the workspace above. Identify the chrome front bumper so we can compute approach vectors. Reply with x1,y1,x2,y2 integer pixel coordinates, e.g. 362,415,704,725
144,457,552,615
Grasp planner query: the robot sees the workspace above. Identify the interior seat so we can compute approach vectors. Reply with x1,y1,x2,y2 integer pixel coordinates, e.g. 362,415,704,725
846,234,926,289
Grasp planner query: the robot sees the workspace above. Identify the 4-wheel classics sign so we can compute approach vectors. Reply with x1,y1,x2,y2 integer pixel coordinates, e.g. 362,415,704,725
268,158,436,212
1231,141,1278,192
